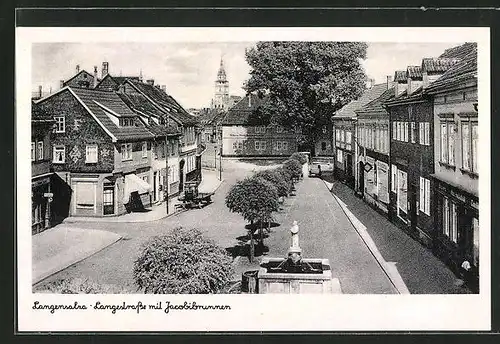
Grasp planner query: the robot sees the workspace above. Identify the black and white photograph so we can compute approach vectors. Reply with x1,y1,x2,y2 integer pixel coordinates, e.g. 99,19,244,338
16,26,490,332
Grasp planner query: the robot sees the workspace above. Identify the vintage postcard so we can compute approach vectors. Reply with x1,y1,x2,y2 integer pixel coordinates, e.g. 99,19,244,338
16,26,491,332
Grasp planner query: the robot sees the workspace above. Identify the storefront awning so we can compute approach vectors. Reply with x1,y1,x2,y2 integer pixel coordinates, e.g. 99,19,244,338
123,174,152,203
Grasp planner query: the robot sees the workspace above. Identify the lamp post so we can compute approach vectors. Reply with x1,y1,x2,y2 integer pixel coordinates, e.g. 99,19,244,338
219,145,222,181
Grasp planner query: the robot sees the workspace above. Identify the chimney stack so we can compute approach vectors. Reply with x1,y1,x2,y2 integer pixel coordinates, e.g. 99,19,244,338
93,66,98,88
146,79,154,86
76,64,80,74
386,75,393,90
38,85,43,98
102,62,109,79
161,85,166,93
60,80,65,89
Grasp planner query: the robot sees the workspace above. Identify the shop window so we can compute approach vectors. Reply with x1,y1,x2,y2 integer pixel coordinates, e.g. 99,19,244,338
75,182,95,209
336,149,343,163
377,162,389,204
397,170,407,215
419,177,431,216
442,197,458,243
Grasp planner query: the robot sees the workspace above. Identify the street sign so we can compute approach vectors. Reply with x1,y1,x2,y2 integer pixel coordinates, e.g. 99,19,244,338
363,162,373,173
43,192,53,198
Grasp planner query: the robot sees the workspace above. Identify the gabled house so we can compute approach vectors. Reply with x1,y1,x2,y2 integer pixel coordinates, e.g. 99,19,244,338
355,78,395,214
332,82,387,189
35,86,158,218
119,79,202,191
423,44,479,288
220,93,298,158
31,103,55,234
384,57,461,247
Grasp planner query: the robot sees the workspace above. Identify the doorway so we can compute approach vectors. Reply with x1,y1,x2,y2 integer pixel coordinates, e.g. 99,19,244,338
346,153,353,188
103,184,115,215
358,161,365,195
179,159,185,192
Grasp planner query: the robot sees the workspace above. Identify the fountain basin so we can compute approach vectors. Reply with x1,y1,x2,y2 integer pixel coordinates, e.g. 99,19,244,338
258,257,342,294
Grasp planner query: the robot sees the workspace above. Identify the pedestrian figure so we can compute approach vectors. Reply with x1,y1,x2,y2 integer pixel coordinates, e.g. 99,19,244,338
318,164,322,178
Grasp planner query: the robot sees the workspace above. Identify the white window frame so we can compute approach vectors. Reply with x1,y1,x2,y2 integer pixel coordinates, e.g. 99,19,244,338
282,141,288,151
121,143,133,161
391,164,397,193
424,122,430,145
404,122,409,142
411,122,416,143
255,126,266,134
419,177,431,216
462,120,478,173
142,142,148,158
54,116,65,133
336,149,343,163
53,145,66,164
31,142,35,161
443,197,458,243
85,144,98,164
255,140,266,151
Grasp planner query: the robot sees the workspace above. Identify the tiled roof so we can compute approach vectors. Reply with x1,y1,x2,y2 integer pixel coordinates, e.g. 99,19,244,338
70,87,155,141
31,102,54,122
439,42,477,59
424,47,477,94
422,58,461,74
127,80,199,126
394,70,407,83
118,92,180,137
198,108,226,126
63,70,99,87
334,83,388,118
356,88,395,117
220,93,269,126
407,66,422,79
113,76,140,85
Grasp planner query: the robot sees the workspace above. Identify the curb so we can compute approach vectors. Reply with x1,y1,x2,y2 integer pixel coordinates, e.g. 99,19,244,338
323,180,410,295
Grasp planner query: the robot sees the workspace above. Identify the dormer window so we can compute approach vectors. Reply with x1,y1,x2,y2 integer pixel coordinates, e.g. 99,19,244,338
120,118,135,127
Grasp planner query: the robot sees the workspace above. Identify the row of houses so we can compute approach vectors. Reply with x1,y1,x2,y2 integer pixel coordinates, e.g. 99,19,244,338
31,62,203,234
331,43,479,288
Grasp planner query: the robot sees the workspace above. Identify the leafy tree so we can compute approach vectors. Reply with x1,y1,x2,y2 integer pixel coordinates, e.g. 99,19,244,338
244,42,368,148
133,228,233,294
283,159,303,181
225,177,279,262
290,152,309,165
254,169,289,198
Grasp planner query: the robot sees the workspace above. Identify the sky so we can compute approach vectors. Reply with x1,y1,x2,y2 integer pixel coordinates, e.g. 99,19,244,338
32,41,464,109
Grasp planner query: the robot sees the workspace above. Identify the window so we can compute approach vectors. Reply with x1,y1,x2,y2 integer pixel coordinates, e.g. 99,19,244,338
276,125,284,133
404,122,409,142
442,197,458,243
419,122,430,145
397,170,407,215
121,143,132,161
233,141,243,151
53,145,65,163
321,142,327,151
142,142,148,158
336,149,343,163
376,162,389,204
255,141,266,151
392,122,397,140
54,116,65,133
419,177,431,216
75,182,95,209
340,130,345,148
346,131,352,151
37,141,44,160
411,122,417,143
31,142,35,161
282,141,288,151
440,121,455,165
391,164,397,193
425,123,430,145
85,144,98,163
255,126,266,134
462,121,478,173
170,141,176,156
142,175,149,183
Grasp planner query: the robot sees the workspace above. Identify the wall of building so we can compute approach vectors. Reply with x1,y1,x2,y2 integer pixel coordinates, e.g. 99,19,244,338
314,125,334,157
332,120,356,187
31,122,53,178
113,141,152,174
221,125,298,157
64,71,95,89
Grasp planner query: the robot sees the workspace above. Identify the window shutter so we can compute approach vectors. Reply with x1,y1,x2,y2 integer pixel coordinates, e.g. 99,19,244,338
419,177,424,212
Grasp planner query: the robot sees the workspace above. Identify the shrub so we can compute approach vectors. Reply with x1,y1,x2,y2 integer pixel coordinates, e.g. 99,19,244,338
133,228,233,294
254,169,290,198
33,278,130,294
283,159,303,180
290,152,308,165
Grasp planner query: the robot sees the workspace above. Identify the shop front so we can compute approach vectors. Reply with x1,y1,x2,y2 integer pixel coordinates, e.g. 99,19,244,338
32,174,52,235
431,175,479,290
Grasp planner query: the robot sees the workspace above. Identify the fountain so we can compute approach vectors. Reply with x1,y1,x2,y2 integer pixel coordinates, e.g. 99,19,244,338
257,221,342,294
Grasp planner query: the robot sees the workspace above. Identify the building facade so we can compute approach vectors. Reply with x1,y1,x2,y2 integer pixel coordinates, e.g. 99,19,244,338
424,47,479,288
220,94,298,158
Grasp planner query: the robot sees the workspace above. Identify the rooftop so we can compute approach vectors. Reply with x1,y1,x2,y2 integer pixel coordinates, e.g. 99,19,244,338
334,83,388,119
220,93,270,126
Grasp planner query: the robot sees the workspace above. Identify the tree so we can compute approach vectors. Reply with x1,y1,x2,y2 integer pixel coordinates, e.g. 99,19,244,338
244,42,368,148
254,169,290,198
290,152,308,165
225,177,279,262
133,228,233,294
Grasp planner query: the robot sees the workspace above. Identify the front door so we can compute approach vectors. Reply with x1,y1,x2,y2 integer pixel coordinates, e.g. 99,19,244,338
358,161,365,194
103,184,115,215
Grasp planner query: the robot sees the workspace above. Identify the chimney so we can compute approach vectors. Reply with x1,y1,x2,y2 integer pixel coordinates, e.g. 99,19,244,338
386,75,393,90
102,62,109,79
76,64,80,74
161,85,166,93
60,80,65,89
146,79,154,86
139,69,143,82
38,85,42,98
422,71,429,88
93,66,98,88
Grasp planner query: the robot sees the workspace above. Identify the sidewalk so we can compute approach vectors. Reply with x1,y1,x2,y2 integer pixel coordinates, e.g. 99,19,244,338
32,225,121,285
326,179,471,294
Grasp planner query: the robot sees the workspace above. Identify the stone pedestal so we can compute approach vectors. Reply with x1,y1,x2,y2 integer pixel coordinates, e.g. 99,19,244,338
302,162,309,178
258,258,342,294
